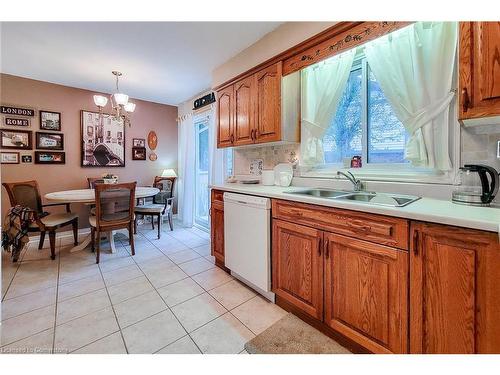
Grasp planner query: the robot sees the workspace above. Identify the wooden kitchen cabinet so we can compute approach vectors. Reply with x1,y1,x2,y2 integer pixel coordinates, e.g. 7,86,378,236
324,233,408,354
459,22,500,121
272,219,324,320
216,62,283,148
216,85,234,147
410,222,500,353
233,76,255,146
254,62,282,143
210,190,226,268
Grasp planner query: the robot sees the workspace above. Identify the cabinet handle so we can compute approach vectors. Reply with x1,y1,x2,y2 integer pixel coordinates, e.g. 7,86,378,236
250,129,254,141
318,237,322,256
462,87,470,113
230,134,234,143
413,230,419,256
325,240,330,259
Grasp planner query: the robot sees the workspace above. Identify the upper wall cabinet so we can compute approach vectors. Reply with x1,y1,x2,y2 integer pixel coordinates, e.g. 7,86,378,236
217,85,234,147
459,22,500,124
216,62,299,148
255,63,282,143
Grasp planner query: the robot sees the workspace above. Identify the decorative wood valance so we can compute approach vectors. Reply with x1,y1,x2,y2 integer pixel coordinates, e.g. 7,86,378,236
213,21,413,91
282,21,412,75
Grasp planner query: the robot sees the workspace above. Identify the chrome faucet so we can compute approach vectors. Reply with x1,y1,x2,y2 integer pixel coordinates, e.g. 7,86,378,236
337,171,363,191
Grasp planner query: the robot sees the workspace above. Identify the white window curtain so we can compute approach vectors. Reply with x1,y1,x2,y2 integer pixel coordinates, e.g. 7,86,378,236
178,104,223,228
177,112,195,227
208,106,225,187
364,22,458,170
300,48,356,166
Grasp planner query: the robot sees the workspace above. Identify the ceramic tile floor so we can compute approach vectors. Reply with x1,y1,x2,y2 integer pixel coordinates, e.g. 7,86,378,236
0,220,287,354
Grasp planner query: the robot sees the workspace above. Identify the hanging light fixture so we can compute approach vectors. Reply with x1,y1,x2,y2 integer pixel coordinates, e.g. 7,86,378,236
93,71,136,127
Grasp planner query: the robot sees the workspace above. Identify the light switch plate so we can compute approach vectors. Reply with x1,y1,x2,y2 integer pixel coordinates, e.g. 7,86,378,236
497,141,500,159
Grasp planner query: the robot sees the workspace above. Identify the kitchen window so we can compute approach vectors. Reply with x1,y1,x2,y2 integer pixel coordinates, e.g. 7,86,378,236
300,22,459,182
322,55,408,166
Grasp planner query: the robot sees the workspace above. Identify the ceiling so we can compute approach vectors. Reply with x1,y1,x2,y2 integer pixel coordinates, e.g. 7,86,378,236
0,22,282,105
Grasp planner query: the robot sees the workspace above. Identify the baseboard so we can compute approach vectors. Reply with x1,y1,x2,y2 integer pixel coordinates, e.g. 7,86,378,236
27,215,179,248
28,227,91,248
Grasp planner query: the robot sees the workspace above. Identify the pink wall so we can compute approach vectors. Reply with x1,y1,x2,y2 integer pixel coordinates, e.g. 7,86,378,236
1,73,178,227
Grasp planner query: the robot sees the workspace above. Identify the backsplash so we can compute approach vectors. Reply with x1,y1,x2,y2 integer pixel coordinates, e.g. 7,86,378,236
461,127,500,171
233,127,500,183
233,144,300,175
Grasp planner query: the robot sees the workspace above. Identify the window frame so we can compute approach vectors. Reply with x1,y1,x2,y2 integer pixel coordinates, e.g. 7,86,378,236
321,53,409,169
301,51,458,184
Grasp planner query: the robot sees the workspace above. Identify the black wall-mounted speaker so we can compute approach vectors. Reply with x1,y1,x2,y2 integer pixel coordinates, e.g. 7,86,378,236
193,92,216,110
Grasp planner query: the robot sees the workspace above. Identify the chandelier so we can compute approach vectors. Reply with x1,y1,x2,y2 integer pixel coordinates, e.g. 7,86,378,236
93,71,136,127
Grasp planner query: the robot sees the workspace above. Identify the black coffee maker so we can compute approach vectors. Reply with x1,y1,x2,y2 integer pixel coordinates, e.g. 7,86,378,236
452,164,499,206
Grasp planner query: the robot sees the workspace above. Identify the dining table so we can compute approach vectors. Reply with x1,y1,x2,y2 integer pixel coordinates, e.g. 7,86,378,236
45,186,160,253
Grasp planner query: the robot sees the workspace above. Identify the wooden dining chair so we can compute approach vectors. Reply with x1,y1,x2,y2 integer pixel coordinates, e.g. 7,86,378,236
89,182,136,264
134,175,175,239
134,193,173,240
87,177,105,189
2,180,78,260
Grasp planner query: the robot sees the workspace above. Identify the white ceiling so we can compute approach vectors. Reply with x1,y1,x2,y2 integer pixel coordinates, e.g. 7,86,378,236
0,22,282,105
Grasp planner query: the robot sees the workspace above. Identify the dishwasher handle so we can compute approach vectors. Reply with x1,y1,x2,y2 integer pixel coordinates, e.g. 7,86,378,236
223,192,271,210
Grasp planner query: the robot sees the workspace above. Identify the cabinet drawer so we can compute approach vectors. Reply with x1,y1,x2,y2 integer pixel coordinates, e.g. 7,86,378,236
211,189,224,203
272,199,409,250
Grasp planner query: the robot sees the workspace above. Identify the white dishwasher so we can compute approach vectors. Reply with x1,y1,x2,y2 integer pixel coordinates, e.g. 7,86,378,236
223,192,274,301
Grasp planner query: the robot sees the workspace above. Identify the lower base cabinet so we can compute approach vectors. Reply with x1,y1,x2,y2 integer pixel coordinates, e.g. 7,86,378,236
210,190,225,267
410,222,500,353
271,218,408,353
324,233,408,354
272,219,324,320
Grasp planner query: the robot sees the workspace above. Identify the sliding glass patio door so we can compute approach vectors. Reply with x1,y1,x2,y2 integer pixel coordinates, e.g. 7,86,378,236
194,118,209,229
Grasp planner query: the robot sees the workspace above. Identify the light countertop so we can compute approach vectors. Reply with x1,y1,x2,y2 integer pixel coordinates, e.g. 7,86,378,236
211,183,500,234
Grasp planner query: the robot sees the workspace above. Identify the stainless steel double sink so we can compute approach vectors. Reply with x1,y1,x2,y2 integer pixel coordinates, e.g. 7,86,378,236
286,189,421,207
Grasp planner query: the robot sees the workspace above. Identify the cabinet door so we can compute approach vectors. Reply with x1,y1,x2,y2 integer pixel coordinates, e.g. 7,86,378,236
272,219,323,320
217,85,234,148
459,22,500,120
410,222,500,353
255,62,282,143
233,76,255,146
210,200,225,264
324,233,408,354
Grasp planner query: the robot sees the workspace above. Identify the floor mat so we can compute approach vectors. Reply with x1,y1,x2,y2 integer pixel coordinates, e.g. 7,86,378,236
245,313,352,354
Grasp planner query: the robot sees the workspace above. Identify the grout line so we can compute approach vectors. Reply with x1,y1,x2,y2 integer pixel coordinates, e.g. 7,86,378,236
127,247,202,353
51,247,62,354
68,329,122,354
97,260,130,354
153,334,199,354
1,244,61,302
227,309,260,337
1,262,22,302
2,225,214,354
1,299,57,321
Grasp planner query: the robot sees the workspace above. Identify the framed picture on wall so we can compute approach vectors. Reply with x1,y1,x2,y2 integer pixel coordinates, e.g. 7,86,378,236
21,154,33,163
40,110,61,131
132,147,146,160
1,152,20,164
0,129,32,149
36,132,64,150
81,110,125,167
133,138,145,148
4,117,30,127
35,151,65,164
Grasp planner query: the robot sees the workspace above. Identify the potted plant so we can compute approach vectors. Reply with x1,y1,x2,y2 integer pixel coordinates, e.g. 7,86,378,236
101,173,118,184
